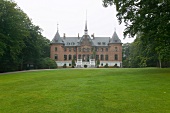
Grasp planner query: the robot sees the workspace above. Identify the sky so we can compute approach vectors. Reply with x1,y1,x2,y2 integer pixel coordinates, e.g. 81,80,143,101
14,0,135,43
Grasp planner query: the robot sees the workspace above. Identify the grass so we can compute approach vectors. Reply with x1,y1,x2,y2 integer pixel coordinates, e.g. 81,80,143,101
0,68,170,113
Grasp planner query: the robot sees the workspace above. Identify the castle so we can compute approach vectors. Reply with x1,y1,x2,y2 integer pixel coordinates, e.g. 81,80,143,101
50,21,122,67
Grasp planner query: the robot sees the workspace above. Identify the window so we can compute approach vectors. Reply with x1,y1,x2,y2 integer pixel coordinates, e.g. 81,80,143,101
106,48,108,52
69,48,71,52
96,48,98,51
98,42,101,45
102,42,106,45
73,54,77,60
115,47,118,51
115,54,118,60
101,55,103,60
101,48,103,52
64,55,67,60
83,54,86,61
78,54,81,59
83,48,86,52
69,55,72,60
105,55,108,61
87,54,90,61
64,48,67,52
74,47,76,52
87,48,90,52
79,48,81,52
55,47,57,52
96,55,99,60
54,54,58,60
91,48,94,52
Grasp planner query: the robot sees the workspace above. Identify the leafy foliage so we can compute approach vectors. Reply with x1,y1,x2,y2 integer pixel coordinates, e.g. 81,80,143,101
104,63,108,68
72,59,76,68
103,0,170,68
96,59,100,68
123,34,170,68
0,0,52,72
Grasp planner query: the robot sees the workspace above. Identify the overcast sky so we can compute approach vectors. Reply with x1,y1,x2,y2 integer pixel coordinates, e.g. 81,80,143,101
14,0,134,43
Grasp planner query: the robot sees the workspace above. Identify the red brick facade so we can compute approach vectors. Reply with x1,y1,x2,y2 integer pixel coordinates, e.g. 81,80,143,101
50,24,122,67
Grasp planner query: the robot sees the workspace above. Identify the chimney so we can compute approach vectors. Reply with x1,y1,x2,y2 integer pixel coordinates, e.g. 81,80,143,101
63,33,66,39
78,33,80,39
91,33,95,39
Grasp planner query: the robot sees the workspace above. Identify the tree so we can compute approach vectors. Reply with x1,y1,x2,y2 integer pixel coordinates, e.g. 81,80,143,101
103,0,170,68
96,59,100,68
0,0,51,72
72,59,76,68
122,43,131,67
0,0,30,72
37,57,57,69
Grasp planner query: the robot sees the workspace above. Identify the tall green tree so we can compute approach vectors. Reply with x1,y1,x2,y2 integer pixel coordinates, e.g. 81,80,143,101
103,0,170,68
0,0,51,72
0,0,29,72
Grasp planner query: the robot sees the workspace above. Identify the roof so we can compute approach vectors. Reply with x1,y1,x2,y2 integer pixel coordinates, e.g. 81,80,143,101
109,31,122,43
63,37,80,46
51,31,122,46
51,31,64,44
92,37,110,46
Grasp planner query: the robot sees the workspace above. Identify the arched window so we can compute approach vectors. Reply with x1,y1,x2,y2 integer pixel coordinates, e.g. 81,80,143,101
64,55,67,60
115,47,118,51
105,55,108,61
115,54,118,60
78,54,81,59
55,47,57,52
69,55,72,60
96,55,99,60
100,55,104,60
73,54,77,60
55,54,58,60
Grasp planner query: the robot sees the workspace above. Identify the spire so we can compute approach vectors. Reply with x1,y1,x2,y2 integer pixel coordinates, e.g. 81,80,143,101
84,11,88,35
51,23,64,44
109,30,122,44
57,23,59,32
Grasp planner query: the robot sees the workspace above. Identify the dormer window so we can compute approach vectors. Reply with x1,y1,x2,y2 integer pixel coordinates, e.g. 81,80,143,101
115,40,117,42
102,42,106,45
98,42,101,45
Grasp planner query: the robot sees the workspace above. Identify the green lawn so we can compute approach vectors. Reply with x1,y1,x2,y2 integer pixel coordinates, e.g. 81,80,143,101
0,68,170,113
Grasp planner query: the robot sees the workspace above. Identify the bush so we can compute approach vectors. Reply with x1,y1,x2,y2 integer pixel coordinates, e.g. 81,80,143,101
113,64,119,68
104,63,109,68
84,65,87,68
63,64,67,68
37,57,57,69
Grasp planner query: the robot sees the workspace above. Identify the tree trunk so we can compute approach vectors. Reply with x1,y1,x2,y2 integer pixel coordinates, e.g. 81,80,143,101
159,53,162,68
